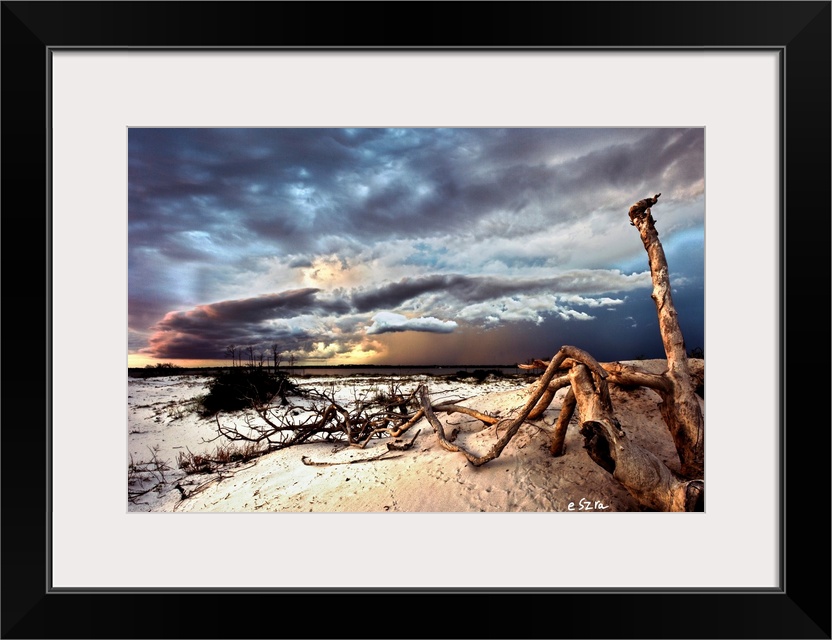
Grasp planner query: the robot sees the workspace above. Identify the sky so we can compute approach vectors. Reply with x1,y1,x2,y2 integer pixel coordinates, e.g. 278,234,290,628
128,128,704,368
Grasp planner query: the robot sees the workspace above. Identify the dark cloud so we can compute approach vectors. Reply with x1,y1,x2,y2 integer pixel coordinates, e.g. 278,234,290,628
352,275,462,312
129,128,704,258
142,289,350,360
144,322,320,361
157,290,312,328
366,312,457,335
352,272,646,313
199,289,347,323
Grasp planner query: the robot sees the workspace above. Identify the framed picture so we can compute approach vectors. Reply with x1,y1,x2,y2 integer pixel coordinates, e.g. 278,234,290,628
3,2,829,638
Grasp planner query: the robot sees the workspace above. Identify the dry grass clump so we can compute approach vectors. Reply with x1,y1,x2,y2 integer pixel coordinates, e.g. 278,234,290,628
176,441,266,474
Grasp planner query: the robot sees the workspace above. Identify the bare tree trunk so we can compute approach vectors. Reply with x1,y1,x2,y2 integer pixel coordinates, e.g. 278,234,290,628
629,194,704,478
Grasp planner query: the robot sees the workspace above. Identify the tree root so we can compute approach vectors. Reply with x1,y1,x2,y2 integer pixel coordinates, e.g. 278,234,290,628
385,429,421,451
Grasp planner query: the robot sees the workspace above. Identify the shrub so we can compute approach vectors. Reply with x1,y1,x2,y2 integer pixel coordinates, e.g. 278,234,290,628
199,367,300,416
449,369,504,383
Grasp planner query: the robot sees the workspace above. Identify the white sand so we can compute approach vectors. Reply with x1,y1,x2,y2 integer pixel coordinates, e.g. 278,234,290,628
128,362,700,513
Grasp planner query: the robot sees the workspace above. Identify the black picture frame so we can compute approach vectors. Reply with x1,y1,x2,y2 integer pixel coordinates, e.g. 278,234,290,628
2,2,829,638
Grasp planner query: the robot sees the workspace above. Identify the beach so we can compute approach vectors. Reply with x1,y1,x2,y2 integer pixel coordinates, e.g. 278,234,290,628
128,361,698,513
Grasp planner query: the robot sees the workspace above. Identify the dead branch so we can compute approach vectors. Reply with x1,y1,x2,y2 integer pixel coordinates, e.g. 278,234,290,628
432,403,500,425
127,483,163,502
550,386,576,456
602,362,672,394
300,449,400,466
529,374,572,419
386,429,422,451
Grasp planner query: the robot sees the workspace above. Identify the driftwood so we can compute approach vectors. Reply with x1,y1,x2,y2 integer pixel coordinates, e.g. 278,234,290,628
417,346,608,466
435,193,704,511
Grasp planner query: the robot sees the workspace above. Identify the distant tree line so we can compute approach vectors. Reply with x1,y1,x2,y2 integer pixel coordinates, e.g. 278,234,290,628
224,343,296,373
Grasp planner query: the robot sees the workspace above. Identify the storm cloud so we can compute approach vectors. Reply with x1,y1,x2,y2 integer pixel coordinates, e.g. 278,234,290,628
129,128,704,365
366,312,458,335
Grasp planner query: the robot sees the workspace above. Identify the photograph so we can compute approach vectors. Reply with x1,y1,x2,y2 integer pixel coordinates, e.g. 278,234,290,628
127,127,705,513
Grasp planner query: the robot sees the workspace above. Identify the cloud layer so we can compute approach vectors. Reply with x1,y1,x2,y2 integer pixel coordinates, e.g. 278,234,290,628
129,128,704,365
366,312,458,335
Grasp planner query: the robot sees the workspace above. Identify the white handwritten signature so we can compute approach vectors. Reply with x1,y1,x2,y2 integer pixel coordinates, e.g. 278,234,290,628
568,498,610,511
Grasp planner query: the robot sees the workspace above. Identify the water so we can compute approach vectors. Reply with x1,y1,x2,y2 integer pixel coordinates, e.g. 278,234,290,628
290,365,528,377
